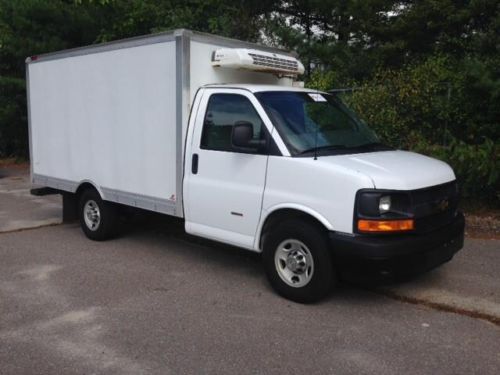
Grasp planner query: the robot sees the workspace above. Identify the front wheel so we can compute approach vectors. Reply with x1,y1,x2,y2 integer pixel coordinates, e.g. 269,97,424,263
263,219,336,303
79,188,119,241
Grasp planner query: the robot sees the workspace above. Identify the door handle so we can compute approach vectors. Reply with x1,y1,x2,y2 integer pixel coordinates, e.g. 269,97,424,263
192,153,199,174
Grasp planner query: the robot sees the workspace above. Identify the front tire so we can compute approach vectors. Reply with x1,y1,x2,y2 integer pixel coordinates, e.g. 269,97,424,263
79,188,118,241
263,219,335,303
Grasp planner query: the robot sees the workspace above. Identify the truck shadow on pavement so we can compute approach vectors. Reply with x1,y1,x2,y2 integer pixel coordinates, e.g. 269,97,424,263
111,209,438,304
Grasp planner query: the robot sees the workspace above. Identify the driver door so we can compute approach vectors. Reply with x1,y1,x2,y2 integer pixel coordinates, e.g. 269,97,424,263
184,89,272,249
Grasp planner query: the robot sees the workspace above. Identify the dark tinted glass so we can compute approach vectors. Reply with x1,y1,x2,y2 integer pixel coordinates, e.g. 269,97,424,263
201,94,264,152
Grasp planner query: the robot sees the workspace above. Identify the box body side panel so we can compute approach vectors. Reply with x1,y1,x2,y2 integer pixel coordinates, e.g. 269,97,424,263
29,41,179,215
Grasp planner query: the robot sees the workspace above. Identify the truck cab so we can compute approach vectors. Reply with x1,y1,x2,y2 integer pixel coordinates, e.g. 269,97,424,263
184,84,464,302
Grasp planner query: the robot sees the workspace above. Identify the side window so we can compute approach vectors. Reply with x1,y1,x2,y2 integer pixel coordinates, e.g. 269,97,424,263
201,94,264,152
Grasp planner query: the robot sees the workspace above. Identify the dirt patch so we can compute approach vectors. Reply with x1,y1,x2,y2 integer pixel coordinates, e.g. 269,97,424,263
0,159,29,179
465,211,500,240
0,158,29,169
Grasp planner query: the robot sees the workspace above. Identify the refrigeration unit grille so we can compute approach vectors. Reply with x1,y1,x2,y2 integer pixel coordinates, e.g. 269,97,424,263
248,53,299,72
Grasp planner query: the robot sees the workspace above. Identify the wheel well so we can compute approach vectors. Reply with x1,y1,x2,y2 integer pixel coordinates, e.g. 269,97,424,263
75,182,99,199
259,208,328,250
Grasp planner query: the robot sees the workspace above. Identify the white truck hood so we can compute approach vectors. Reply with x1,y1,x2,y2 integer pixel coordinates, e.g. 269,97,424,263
321,150,456,190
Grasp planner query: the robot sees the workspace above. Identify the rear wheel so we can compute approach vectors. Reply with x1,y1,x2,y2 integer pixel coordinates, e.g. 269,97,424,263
79,188,118,241
263,219,335,303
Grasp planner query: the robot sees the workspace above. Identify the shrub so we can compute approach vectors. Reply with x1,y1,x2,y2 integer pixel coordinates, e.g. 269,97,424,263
0,76,28,158
343,55,456,149
414,138,499,205
306,55,499,205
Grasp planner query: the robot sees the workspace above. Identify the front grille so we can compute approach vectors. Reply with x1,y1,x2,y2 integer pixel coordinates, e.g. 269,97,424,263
411,181,459,233
248,53,299,71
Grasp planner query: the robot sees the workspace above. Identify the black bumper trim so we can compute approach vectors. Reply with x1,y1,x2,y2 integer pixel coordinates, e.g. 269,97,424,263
329,212,465,277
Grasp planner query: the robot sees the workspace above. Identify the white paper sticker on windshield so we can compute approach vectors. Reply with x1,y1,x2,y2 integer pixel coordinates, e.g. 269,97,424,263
308,93,327,102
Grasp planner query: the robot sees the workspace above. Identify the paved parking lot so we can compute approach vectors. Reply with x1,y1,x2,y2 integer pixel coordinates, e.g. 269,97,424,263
0,168,61,232
1,168,499,374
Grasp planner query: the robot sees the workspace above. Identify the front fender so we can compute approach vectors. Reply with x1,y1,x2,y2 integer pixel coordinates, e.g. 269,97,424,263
253,203,334,251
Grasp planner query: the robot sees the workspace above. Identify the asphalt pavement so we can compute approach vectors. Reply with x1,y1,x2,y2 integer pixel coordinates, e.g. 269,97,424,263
1,167,499,374
0,170,61,232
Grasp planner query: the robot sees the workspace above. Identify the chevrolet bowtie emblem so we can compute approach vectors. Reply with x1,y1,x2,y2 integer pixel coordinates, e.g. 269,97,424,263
437,199,449,211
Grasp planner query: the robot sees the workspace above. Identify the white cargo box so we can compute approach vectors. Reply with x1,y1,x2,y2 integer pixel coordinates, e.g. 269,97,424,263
27,29,295,217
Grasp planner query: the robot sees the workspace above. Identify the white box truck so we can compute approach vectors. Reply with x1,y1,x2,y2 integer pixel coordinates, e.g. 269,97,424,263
27,29,464,302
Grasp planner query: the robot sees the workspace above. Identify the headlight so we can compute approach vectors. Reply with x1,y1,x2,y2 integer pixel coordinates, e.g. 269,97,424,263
355,190,413,233
379,196,391,213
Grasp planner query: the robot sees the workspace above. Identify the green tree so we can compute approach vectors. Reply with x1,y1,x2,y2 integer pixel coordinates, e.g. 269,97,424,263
369,0,500,67
263,0,397,81
0,0,275,158
93,0,275,43
0,0,110,157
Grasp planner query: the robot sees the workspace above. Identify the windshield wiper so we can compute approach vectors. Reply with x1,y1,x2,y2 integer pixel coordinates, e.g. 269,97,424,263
298,142,392,156
299,145,347,155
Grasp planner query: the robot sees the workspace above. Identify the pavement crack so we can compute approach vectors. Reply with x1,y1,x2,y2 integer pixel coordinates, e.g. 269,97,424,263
0,222,62,235
373,289,500,327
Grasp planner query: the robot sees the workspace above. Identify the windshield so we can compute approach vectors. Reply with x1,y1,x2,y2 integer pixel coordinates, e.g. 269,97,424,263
255,91,390,156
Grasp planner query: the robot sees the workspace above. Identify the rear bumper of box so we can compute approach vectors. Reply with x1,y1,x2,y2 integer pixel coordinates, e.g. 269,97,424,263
329,212,465,279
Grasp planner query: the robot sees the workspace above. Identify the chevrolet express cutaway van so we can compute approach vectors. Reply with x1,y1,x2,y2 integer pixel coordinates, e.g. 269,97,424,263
26,29,464,302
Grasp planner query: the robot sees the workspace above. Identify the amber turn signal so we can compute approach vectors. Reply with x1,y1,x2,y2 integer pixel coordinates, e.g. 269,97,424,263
358,219,414,232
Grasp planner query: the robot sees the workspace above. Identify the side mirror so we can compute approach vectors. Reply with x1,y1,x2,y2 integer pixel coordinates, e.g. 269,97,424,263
231,121,266,153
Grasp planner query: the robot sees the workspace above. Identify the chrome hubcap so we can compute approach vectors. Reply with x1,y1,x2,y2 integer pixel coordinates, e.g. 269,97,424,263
275,239,314,288
83,200,101,231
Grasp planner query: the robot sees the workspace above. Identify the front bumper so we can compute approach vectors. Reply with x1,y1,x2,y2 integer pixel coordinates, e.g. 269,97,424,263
329,212,465,279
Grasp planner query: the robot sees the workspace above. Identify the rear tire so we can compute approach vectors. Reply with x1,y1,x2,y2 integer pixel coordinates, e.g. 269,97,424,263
79,188,119,241
263,219,335,303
